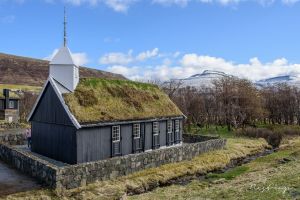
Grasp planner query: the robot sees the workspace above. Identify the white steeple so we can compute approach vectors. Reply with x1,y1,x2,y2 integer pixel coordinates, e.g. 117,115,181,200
49,7,79,92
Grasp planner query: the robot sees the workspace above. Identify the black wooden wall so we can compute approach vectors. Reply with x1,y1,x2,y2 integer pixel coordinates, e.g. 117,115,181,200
30,83,77,164
76,126,111,163
75,119,183,163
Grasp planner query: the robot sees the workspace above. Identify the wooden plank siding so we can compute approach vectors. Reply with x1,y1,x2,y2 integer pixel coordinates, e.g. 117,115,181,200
75,120,183,163
31,83,74,126
76,127,111,163
32,121,77,164
30,83,77,164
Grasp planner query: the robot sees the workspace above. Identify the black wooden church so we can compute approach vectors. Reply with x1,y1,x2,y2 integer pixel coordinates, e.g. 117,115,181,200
28,21,185,165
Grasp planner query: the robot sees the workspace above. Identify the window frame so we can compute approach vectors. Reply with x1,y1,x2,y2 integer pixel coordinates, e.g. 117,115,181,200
153,122,159,136
175,120,180,133
133,123,141,139
112,125,121,143
167,120,173,133
8,100,14,109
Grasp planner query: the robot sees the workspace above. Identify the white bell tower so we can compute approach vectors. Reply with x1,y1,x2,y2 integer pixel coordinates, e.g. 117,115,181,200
49,7,79,92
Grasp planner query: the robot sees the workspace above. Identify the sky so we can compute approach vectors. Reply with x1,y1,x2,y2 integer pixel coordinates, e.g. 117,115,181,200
1,0,300,81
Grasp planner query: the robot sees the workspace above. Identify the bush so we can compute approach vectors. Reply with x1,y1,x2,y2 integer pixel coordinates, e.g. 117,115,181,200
236,127,283,148
280,127,300,136
266,131,283,148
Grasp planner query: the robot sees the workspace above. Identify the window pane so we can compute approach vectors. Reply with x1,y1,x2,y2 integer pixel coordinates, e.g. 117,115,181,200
133,124,140,139
175,120,180,132
167,120,172,133
153,122,159,135
9,101,14,109
112,126,120,142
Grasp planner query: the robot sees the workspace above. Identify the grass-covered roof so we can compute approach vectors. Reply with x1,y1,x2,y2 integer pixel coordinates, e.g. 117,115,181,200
63,78,183,124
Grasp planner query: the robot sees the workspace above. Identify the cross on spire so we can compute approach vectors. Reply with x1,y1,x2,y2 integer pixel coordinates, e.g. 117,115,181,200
64,6,67,47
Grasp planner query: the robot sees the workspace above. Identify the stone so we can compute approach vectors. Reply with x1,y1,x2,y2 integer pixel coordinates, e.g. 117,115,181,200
0,137,226,190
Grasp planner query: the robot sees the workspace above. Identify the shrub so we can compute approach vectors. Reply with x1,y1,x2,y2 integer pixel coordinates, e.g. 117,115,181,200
236,127,283,148
280,127,300,136
266,131,283,148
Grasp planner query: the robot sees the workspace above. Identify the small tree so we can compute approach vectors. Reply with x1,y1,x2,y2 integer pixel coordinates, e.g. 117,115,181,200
19,91,38,122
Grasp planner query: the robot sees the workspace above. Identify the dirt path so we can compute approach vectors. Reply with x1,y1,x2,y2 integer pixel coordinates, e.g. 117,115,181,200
0,160,42,197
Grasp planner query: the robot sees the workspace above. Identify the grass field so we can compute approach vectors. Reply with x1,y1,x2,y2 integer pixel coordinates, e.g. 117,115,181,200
129,137,300,200
186,124,238,139
0,84,41,93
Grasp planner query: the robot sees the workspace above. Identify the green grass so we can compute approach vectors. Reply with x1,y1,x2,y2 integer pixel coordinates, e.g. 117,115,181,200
128,137,300,200
0,84,41,93
206,165,250,180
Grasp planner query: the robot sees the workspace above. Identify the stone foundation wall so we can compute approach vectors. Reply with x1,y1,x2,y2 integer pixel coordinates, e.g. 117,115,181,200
0,133,26,145
0,137,226,190
0,144,57,187
0,122,22,129
4,109,19,123
57,138,226,189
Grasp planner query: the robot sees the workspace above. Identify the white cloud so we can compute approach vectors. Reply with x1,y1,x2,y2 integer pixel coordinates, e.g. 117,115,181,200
3,0,299,13
99,48,160,65
44,49,89,66
103,0,138,12
152,0,191,7
136,48,159,61
282,0,299,4
99,50,133,65
104,53,300,82
152,0,297,6
59,0,137,12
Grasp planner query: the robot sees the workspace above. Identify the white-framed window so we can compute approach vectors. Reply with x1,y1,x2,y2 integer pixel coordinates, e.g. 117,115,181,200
167,120,172,133
153,122,159,135
133,124,141,139
112,126,120,142
9,100,14,109
175,120,180,133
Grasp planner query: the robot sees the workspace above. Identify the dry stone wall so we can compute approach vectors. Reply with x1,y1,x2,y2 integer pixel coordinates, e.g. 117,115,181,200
0,137,226,190
0,144,57,187
57,138,226,189
0,132,25,145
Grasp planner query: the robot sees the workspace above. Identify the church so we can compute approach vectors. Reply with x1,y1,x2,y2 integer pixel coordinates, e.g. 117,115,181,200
27,14,185,164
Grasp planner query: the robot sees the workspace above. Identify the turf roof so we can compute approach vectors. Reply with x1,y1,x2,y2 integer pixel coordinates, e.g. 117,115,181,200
63,78,183,124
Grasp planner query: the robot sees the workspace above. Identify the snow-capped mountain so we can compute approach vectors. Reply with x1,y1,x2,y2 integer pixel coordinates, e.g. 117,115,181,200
255,75,300,88
170,70,231,88
167,70,300,89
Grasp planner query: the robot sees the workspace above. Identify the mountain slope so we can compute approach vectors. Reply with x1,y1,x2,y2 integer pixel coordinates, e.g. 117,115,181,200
0,53,126,86
170,70,231,88
255,75,300,87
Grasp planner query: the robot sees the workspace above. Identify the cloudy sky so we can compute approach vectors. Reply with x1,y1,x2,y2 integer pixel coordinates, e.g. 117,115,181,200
1,0,300,81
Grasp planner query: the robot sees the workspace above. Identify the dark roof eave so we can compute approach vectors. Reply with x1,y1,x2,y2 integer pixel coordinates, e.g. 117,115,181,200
79,115,186,128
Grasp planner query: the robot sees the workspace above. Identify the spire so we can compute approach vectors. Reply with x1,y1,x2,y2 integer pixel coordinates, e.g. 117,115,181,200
64,6,67,47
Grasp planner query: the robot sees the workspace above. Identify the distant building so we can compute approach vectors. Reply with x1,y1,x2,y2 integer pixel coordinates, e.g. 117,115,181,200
0,89,20,123
28,18,185,164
